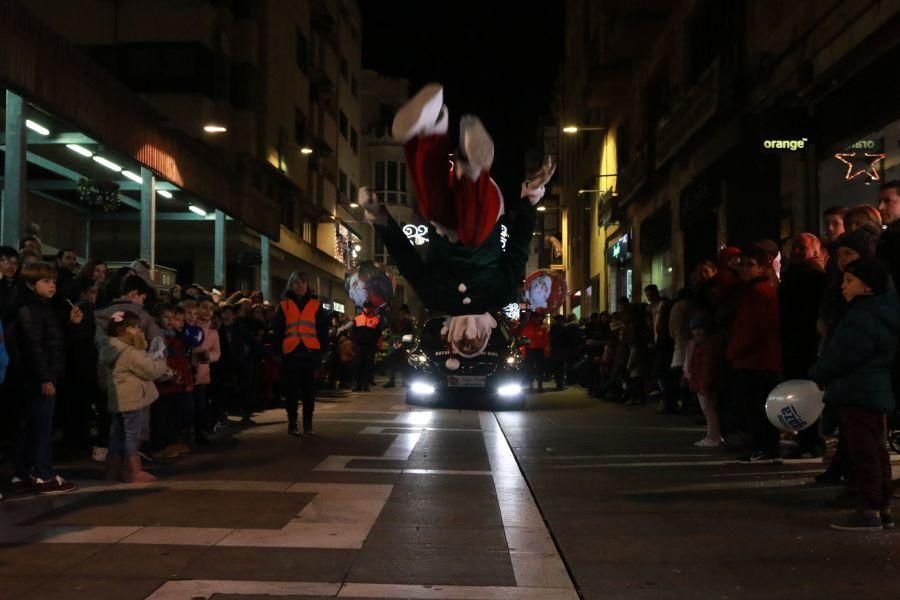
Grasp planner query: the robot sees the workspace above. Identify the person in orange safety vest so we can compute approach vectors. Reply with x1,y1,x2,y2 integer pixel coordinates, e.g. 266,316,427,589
272,272,329,436
350,301,383,392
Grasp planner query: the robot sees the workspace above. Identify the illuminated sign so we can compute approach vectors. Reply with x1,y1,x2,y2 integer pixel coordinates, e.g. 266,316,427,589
608,234,629,262
762,138,807,151
402,224,429,246
332,301,345,314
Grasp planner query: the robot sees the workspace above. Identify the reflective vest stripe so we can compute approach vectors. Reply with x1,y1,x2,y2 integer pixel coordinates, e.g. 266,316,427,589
280,298,321,353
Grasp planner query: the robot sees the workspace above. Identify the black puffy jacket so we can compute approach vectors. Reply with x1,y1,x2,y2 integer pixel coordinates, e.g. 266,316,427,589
15,288,66,385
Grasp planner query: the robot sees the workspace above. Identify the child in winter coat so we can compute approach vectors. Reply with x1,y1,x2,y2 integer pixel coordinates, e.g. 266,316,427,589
185,299,217,443
810,258,898,532
152,304,194,458
12,262,83,495
683,315,723,447
100,310,170,482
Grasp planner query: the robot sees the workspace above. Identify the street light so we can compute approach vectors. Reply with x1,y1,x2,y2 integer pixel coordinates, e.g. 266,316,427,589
562,125,606,134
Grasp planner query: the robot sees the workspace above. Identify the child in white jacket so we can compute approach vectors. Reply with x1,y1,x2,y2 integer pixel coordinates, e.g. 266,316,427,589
99,311,170,483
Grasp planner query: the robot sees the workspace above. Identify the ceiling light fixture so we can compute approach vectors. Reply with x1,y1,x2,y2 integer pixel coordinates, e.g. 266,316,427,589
156,190,173,199
25,120,50,135
66,144,93,157
203,124,227,133
92,155,122,172
188,204,207,216
121,170,143,184
300,147,313,155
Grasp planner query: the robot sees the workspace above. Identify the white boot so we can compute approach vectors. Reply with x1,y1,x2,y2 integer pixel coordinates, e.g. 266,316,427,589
391,84,446,142
358,187,387,226
459,115,494,178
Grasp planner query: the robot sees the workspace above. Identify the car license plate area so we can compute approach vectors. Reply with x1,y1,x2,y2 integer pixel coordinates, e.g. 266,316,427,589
447,375,486,388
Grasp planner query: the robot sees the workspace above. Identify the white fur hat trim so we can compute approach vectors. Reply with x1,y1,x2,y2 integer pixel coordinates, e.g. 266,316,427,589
458,283,467,293
445,357,460,370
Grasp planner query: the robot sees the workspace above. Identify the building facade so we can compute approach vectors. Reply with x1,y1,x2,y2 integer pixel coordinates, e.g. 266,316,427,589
558,0,900,313
358,69,424,317
14,0,367,310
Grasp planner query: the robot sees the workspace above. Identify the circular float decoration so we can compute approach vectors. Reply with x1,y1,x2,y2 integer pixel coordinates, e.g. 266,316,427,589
344,260,396,308
523,269,567,313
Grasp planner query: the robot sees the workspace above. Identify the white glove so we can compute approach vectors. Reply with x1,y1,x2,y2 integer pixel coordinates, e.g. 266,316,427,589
521,155,556,205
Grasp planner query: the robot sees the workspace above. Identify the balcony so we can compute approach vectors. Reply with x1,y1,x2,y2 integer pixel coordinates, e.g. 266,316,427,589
655,59,720,168
616,146,648,205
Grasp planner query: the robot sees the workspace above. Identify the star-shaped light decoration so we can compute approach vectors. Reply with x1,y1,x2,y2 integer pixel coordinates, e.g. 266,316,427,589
834,152,886,181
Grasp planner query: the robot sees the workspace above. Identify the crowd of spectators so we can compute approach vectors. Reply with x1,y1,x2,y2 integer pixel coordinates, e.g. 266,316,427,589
0,243,410,497
518,181,900,531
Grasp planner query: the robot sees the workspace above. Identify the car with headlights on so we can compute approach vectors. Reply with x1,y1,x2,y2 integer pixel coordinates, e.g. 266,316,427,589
404,315,528,408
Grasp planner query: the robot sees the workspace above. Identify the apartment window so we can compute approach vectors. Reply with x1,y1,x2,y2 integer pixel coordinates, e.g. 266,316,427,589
294,108,306,146
350,181,357,205
375,161,385,190
339,110,348,138
350,75,358,98
339,170,348,197
387,161,398,204
295,28,308,71
399,163,407,205
281,196,295,230
350,127,358,153
340,55,349,81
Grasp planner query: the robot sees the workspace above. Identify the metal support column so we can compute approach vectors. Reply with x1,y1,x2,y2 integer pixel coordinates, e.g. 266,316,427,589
214,210,226,288
140,167,157,272
260,235,270,301
2,91,26,248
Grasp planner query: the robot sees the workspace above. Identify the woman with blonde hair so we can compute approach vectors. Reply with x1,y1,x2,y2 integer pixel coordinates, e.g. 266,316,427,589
844,205,883,234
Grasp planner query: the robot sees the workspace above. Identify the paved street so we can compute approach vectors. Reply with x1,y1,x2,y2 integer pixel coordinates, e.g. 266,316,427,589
0,384,898,600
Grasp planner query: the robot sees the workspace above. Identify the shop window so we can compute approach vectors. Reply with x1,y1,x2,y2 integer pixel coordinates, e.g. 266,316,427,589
339,110,348,138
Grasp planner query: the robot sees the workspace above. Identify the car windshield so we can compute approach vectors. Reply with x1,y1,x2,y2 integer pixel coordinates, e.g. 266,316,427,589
419,315,511,352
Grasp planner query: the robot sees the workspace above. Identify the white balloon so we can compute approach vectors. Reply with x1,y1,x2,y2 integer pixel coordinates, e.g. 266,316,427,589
765,380,825,432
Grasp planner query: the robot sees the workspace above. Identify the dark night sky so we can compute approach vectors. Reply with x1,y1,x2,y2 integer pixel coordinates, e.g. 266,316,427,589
358,1,565,195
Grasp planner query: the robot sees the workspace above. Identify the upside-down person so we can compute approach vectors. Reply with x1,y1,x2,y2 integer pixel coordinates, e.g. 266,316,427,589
358,84,555,366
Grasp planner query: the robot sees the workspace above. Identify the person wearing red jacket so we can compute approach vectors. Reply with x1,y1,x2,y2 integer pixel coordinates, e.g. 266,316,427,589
726,244,782,464
521,312,549,393
152,305,194,459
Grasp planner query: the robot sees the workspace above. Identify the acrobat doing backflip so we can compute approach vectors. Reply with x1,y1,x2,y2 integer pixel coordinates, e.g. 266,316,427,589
358,84,555,364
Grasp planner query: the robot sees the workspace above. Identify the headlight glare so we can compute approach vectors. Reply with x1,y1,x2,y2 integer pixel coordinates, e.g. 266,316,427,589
410,381,436,396
497,383,523,398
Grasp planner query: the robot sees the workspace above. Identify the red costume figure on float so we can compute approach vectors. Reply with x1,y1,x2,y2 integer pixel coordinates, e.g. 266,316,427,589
404,134,503,248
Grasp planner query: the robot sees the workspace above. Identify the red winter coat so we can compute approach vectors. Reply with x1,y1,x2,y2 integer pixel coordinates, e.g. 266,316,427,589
521,320,548,351
156,332,194,395
684,333,722,394
725,277,781,373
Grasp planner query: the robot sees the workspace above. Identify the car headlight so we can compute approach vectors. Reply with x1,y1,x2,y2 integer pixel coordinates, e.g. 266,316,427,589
497,383,523,398
410,380,436,396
